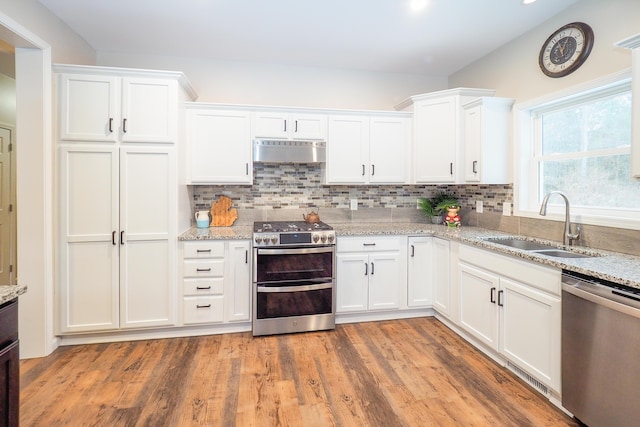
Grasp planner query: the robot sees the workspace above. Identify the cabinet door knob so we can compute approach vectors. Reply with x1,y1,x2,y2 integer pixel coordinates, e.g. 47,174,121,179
283,119,287,132
472,160,478,174
362,164,365,176
120,230,125,245
364,263,368,276
122,118,127,133
108,118,113,133
371,262,375,275
411,244,415,257
450,162,453,175
112,230,116,246
498,290,504,307
371,164,375,176
490,287,496,303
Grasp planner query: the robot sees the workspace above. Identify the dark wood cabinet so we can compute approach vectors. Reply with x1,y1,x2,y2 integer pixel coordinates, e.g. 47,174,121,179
0,298,18,427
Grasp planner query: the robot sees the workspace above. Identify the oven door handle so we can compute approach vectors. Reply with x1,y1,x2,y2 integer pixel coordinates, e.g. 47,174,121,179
257,247,334,255
257,283,333,293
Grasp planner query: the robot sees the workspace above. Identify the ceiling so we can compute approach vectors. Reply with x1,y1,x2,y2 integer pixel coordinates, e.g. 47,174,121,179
38,0,580,76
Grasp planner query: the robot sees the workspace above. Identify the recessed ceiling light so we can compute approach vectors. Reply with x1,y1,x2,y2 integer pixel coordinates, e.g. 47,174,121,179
410,0,428,12
522,0,537,4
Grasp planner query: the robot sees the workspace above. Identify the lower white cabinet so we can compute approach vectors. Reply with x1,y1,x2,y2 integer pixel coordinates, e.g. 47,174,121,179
336,236,404,313
457,244,561,392
432,237,451,316
407,237,433,307
181,240,251,325
58,144,176,334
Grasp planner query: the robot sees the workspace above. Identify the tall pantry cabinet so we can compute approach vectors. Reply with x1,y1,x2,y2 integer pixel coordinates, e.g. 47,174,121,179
55,65,196,334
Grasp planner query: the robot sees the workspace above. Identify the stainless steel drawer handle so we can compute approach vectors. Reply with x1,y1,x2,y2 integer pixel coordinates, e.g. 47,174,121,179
363,243,376,246
196,249,212,253
196,268,212,272
196,304,211,309
196,286,212,290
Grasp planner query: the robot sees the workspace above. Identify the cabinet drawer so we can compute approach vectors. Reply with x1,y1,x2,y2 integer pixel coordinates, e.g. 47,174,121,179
183,278,224,296
337,236,401,253
0,299,18,348
183,241,225,258
183,259,224,277
459,244,561,295
183,296,224,324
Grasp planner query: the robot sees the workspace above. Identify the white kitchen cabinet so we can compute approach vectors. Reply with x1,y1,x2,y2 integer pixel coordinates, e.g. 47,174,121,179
616,34,640,179
432,237,451,316
58,145,177,333
326,114,410,184
182,241,225,325
462,97,514,183
187,107,252,184
55,65,192,335
336,236,403,313
407,237,433,307
457,244,561,393
253,111,327,140
181,240,252,325
396,88,495,184
326,115,369,184
57,72,178,143
225,240,252,323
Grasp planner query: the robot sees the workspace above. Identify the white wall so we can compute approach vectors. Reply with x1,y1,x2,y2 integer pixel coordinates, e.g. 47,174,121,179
0,73,15,124
0,0,94,64
449,0,640,101
97,52,446,110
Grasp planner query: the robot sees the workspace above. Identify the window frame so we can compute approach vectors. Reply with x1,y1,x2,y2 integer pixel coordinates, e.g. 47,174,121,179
513,69,640,230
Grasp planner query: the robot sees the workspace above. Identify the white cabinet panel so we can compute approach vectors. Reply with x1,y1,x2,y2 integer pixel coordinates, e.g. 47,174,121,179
407,237,433,308
254,111,327,140
183,296,224,324
187,109,252,184
121,78,178,143
225,241,251,322
369,116,409,184
458,263,499,349
432,237,451,316
58,74,119,142
326,115,369,184
368,253,401,310
336,253,369,313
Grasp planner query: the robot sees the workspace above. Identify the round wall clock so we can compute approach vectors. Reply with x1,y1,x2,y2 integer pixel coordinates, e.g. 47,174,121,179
539,22,594,78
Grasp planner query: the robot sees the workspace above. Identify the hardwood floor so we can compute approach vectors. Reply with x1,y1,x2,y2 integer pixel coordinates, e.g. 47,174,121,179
20,318,577,426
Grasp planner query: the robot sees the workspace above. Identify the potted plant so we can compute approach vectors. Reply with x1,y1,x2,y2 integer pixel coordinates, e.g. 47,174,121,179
419,192,457,224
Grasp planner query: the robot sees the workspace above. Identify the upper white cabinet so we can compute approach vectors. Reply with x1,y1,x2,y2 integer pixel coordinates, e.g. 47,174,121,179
253,111,327,140
57,68,188,143
326,113,410,184
187,106,252,184
616,34,640,179
462,97,514,183
396,88,495,184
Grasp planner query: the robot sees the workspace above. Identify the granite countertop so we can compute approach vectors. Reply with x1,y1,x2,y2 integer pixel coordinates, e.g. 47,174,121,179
179,222,640,290
0,284,27,306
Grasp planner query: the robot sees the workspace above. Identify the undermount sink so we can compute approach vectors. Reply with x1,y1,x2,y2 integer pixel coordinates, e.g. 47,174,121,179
483,237,597,258
483,238,553,251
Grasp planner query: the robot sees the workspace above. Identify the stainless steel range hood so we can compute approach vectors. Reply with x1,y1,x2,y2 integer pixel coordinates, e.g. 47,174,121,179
253,139,326,163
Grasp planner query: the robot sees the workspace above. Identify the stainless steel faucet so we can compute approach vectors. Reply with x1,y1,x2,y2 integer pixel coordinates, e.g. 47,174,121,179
539,191,581,246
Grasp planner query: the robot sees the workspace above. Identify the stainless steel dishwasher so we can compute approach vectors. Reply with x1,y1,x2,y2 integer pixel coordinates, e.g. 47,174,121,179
562,270,640,427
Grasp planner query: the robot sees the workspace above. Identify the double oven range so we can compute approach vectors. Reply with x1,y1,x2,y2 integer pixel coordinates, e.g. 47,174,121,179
252,221,336,336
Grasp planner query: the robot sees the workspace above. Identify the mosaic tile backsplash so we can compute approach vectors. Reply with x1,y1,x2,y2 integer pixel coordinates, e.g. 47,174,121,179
192,163,513,213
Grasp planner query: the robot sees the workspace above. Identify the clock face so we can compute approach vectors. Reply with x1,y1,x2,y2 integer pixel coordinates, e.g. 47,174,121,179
539,22,594,78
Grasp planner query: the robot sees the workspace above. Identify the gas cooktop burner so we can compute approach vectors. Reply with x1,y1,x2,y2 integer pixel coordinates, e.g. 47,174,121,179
253,221,333,233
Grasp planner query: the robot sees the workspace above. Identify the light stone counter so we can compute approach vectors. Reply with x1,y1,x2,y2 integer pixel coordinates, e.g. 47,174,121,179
179,222,640,289
0,284,27,305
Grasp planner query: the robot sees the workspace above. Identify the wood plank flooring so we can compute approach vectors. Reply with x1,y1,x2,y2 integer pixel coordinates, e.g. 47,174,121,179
20,318,578,426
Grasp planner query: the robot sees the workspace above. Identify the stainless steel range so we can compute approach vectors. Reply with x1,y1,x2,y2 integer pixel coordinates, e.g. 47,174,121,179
252,221,336,336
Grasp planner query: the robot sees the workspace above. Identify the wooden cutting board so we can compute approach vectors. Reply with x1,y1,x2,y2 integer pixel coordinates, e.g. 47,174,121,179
209,195,238,227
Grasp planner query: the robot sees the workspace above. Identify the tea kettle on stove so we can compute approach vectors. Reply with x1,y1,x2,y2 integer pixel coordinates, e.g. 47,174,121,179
303,208,320,224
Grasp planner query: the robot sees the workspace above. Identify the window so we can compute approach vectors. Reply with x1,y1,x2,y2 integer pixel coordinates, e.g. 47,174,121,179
516,73,640,227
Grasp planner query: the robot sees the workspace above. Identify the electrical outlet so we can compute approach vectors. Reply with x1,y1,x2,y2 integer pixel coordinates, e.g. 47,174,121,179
350,198,358,211
416,199,421,209
503,202,511,216
476,200,483,214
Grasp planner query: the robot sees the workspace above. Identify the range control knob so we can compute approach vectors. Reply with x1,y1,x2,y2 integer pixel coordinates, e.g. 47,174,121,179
255,236,263,244
313,234,320,243
327,234,335,243
270,235,278,244
320,234,328,243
